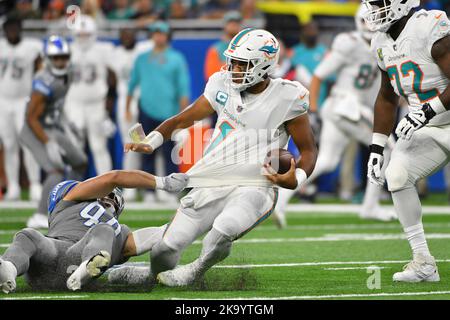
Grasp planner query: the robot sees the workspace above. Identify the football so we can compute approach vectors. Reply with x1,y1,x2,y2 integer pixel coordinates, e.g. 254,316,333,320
265,148,295,174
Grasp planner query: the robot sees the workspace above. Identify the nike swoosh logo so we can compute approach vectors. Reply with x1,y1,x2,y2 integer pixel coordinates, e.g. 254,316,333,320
436,13,443,19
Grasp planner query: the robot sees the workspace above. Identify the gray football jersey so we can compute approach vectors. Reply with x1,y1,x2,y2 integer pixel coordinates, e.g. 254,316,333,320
46,180,127,243
30,66,72,129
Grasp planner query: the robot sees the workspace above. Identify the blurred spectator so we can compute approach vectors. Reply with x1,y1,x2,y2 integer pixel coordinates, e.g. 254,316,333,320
107,0,137,20
43,0,65,21
240,0,263,20
132,0,162,27
291,21,328,109
11,0,41,20
203,11,242,80
271,39,295,80
127,21,190,203
169,0,188,19
82,0,107,26
201,0,240,19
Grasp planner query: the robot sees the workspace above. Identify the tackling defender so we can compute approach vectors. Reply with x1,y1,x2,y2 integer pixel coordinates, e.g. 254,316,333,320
114,29,317,287
273,5,396,227
20,36,87,229
364,0,450,282
0,170,188,293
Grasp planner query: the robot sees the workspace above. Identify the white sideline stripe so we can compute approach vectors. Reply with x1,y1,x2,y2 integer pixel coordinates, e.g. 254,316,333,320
3,233,450,249
323,266,390,271
0,295,89,300
170,291,450,300
117,258,450,269
3,201,450,215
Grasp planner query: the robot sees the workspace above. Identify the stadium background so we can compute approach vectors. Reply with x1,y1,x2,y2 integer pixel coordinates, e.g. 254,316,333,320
1,0,450,199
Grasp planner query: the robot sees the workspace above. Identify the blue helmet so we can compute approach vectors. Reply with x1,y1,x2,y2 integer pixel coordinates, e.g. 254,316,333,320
44,35,71,76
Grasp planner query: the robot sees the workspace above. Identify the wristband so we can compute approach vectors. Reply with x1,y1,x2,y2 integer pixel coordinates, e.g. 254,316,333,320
372,133,388,148
142,131,164,151
428,96,446,115
295,168,307,188
154,176,165,190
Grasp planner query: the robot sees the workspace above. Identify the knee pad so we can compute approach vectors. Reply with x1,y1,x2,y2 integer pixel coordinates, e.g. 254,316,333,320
385,161,410,192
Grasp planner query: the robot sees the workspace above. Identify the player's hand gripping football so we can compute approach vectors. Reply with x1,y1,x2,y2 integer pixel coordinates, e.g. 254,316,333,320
263,159,298,190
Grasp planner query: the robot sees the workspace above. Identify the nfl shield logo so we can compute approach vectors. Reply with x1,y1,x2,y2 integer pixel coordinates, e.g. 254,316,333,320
237,105,243,113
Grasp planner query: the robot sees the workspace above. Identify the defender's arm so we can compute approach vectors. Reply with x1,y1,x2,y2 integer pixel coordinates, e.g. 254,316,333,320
26,92,49,144
373,68,400,136
431,35,450,109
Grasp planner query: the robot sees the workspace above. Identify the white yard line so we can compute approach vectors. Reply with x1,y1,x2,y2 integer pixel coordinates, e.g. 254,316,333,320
0,295,89,300
323,266,390,271
170,290,450,300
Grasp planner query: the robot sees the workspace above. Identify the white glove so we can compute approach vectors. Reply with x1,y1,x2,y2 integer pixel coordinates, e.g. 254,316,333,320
155,173,189,193
395,100,445,140
46,139,66,170
102,118,117,138
367,144,385,186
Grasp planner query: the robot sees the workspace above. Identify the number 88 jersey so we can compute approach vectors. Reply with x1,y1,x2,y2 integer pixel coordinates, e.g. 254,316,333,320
372,9,450,126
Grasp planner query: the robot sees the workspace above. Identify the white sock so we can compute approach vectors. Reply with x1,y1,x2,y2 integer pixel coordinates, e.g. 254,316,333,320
404,223,431,258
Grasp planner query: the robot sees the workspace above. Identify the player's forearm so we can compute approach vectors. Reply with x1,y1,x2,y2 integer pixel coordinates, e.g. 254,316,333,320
373,98,397,137
298,148,317,177
108,170,157,190
309,76,322,113
125,95,133,113
27,117,48,144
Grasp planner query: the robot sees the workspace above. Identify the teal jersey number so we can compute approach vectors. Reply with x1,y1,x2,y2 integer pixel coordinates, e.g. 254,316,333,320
387,61,439,102
354,64,377,89
205,121,234,154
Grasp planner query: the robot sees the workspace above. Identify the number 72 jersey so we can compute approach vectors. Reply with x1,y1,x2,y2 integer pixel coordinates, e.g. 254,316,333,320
372,9,450,126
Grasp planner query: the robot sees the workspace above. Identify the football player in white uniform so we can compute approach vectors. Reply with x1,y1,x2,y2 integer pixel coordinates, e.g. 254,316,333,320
112,28,153,201
113,29,317,286
64,15,116,175
0,17,42,201
273,5,396,228
364,0,450,282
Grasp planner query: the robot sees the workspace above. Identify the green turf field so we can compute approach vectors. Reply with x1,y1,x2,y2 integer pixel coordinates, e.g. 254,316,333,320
2,205,450,300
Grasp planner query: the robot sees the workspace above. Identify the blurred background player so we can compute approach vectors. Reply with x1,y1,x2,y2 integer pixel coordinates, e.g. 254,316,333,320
0,169,188,293
366,0,450,282
20,36,87,229
0,16,42,201
126,20,190,203
203,10,242,80
273,5,397,228
112,28,153,201
64,14,116,176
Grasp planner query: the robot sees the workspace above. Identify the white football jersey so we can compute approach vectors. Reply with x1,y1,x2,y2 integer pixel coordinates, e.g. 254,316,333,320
0,38,42,99
111,40,153,97
315,31,380,107
186,72,309,187
372,9,450,126
66,41,115,103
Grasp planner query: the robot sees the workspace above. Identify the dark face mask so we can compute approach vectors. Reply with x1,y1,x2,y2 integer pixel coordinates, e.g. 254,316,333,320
304,35,318,47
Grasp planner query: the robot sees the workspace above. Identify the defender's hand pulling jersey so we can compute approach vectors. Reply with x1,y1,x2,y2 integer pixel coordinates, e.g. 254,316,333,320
371,9,450,126
186,72,309,187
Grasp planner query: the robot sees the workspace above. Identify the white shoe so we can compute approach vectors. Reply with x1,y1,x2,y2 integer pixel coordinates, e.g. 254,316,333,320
123,188,137,202
30,184,42,202
156,190,178,204
67,251,111,291
108,266,152,285
157,263,199,287
360,206,397,222
3,185,20,201
393,254,440,283
272,210,287,229
0,258,17,294
144,192,156,203
26,213,49,229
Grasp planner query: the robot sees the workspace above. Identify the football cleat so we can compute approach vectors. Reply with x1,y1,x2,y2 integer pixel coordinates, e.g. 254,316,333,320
157,264,199,287
272,210,287,229
393,254,440,283
67,251,111,291
359,206,397,222
108,266,153,285
26,213,49,229
0,258,17,294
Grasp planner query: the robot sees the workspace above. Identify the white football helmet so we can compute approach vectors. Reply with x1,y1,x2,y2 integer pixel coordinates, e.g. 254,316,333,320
44,35,71,76
362,0,420,32
72,14,97,50
355,4,375,41
222,28,280,91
